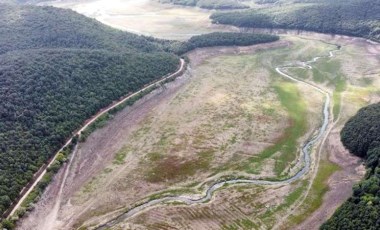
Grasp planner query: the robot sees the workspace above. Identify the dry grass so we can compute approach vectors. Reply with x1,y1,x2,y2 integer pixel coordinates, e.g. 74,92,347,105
42,0,236,40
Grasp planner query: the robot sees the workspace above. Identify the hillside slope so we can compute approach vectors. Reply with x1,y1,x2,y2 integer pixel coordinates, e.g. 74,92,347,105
211,0,380,42
0,3,180,217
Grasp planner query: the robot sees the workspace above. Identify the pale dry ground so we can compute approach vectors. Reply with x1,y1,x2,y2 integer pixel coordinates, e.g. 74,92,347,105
104,36,334,230
17,42,290,230
101,35,380,230
10,0,379,228
291,36,380,229
17,35,374,230
40,0,237,40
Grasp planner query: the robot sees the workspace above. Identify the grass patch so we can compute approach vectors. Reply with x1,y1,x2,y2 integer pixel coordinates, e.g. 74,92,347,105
242,81,307,176
145,149,215,182
147,188,194,201
222,218,258,230
113,146,130,165
261,182,307,226
286,159,340,225
332,75,346,120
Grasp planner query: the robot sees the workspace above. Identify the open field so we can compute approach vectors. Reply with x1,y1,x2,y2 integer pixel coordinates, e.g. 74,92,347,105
14,33,380,229
18,40,296,230
40,0,237,40
11,1,380,226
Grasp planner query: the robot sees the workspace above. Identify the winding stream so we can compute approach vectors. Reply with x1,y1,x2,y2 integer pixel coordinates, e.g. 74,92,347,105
95,48,339,229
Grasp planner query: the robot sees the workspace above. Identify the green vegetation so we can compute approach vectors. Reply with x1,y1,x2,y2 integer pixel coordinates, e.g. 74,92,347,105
0,3,281,218
1,141,76,228
173,32,279,54
0,3,179,217
211,0,380,42
159,0,249,9
287,159,339,225
261,182,307,225
332,77,346,120
322,103,380,229
340,103,380,157
145,150,215,182
243,81,307,176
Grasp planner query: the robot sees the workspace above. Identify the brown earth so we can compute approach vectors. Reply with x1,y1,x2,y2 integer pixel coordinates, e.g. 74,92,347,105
17,41,288,230
16,35,379,230
295,128,365,230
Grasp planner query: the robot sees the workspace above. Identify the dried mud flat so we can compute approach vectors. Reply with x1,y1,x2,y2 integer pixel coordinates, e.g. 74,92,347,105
17,41,288,230
16,35,379,230
17,73,193,230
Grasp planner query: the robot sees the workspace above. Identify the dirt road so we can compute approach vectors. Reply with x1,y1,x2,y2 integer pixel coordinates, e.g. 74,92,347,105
8,58,185,218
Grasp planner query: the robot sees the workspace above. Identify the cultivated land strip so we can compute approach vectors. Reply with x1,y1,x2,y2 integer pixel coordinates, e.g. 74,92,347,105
7,59,186,218
93,47,339,229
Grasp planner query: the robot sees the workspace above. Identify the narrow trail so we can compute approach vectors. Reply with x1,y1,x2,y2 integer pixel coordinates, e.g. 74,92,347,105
8,59,186,218
93,48,339,229
41,145,79,230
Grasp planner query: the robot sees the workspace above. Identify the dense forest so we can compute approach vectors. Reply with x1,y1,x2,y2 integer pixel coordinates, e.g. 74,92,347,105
159,0,249,9
172,32,279,54
0,3,282,220
211,0,380,42
321,103,380,229
0,4,180,217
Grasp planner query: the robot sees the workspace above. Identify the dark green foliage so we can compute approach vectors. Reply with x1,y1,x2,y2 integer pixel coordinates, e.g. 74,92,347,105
0,4,170,55
173,32,279,54
322,103,380,229
0,3,281,217
341,103,380,158
1,219,15,230
159,0,249,9
211,0,380,42
0,4,179,216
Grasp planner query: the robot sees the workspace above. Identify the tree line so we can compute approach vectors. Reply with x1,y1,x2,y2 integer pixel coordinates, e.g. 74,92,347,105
0,3,281,222
321,103,380,229
210,0,380,42
0,4,180,218
172,32,279,54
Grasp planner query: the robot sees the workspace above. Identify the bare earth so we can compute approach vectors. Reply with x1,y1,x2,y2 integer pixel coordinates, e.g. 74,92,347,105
295,129,365,230
17,41,288,230
15,29,380,229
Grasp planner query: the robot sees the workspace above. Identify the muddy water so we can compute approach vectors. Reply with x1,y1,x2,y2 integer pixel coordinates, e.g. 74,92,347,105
95,48,340,230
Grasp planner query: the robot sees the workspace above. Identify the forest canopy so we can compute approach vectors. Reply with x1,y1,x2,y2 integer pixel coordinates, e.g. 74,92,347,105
322,103,380,229
210,0,380,42
0,4,180,216
172,32,279,54
0,3,281,217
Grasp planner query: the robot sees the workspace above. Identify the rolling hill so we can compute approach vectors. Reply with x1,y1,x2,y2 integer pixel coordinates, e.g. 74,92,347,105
0,3,180,218
211,0,380,42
